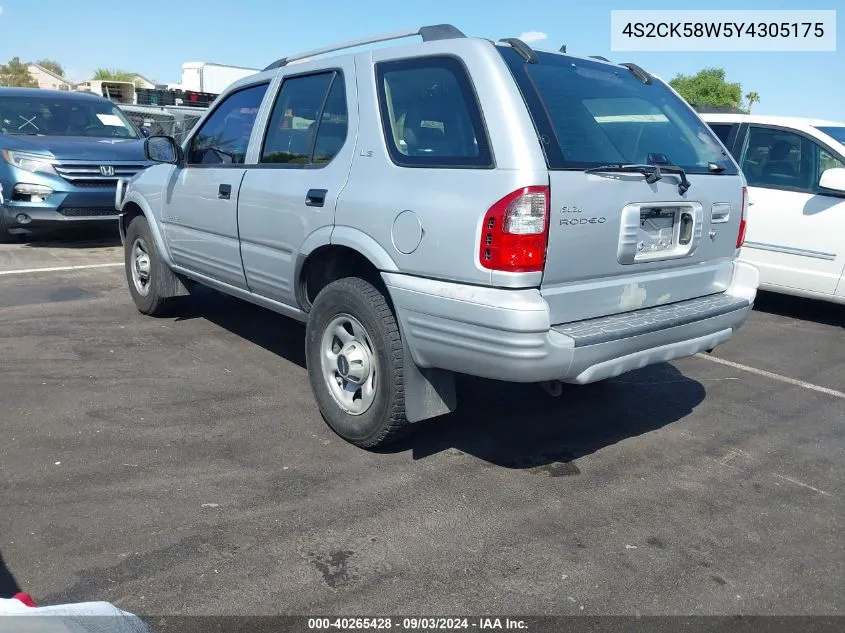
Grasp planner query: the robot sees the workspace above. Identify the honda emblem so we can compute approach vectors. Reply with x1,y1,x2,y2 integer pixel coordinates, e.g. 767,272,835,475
100,165,115,177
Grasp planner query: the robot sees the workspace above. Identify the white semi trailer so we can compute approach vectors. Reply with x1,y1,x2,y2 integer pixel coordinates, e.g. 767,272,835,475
180,62,259,95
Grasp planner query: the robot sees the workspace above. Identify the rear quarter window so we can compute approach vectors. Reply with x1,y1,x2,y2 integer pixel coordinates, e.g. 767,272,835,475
707,123,734,146
375,56,493,169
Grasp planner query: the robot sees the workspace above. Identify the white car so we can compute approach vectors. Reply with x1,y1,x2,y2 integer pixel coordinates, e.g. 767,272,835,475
701,114,845,304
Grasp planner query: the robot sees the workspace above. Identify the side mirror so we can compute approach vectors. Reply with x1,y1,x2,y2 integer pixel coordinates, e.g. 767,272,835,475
819,167,845,194
144,135,182,165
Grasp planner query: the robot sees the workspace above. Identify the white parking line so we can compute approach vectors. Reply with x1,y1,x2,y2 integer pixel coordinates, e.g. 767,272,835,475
772,473,832,497
0,262,123,276
695,353,845,400
0,262,842,404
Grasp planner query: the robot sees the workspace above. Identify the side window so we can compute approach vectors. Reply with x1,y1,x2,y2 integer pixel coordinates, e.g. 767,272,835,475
188,83,268,165
376,56,492,168
818,147,845,188
709,124,733,146
741,126,814,192
313,79,348,164
261,72,348,166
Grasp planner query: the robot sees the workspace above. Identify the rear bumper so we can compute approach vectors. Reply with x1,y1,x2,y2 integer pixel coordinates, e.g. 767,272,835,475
383,260,758,384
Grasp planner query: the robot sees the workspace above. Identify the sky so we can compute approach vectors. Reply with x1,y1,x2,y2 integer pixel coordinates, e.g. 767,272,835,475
0,0,842,120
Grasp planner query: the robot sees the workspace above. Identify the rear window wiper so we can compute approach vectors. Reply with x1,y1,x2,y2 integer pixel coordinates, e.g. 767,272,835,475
584,163,691,194
651,164,691,194
584,164,663,184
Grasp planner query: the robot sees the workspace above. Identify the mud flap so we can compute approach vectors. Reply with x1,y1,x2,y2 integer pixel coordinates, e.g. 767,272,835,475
401,335,456,423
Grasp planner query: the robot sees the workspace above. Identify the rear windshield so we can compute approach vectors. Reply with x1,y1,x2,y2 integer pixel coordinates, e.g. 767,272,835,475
815,126,845,146
0,94,139,139
498,48,737,175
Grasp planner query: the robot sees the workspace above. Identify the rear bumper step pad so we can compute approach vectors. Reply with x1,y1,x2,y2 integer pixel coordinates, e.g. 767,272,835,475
553,294,751,348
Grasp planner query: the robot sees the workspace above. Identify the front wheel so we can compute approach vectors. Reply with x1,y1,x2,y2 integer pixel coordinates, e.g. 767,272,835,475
305,277,409,449
124,215,177,316
0,213,17,243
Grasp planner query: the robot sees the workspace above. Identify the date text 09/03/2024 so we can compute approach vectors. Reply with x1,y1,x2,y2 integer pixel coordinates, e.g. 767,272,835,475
307,617,529,630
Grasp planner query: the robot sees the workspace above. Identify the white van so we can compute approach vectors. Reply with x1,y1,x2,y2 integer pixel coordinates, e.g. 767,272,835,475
702,114,845,304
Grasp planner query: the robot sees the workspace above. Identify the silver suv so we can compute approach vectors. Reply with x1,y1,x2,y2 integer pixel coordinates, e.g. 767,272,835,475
117,25,759,449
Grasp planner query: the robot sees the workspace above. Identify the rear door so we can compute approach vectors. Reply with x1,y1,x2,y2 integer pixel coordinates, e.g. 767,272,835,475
238,62,357,305
737,124,845,296
499,49,745,323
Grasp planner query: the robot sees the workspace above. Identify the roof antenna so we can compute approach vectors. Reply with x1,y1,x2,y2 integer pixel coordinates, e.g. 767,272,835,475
559,45,567,53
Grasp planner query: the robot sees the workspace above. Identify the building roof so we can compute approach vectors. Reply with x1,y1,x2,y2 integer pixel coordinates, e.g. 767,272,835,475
27,63,74,85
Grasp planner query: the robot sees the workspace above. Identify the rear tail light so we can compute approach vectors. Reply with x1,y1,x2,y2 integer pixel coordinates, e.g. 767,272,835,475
479,186,550,272
736,186,748,248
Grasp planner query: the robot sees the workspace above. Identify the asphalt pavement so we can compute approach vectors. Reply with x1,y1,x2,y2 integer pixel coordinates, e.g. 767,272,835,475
0,236,842,617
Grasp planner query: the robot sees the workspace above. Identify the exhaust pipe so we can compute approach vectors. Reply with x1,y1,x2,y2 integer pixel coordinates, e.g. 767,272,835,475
540,380,564,397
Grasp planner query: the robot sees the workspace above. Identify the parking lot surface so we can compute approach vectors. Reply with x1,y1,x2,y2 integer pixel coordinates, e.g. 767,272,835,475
0,236,842,616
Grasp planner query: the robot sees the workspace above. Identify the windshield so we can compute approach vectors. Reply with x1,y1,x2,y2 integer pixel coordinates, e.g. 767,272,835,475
0,94,139,139
498,49,737,175
815,126,845,147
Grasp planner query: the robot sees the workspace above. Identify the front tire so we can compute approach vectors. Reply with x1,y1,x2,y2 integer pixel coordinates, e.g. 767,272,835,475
124,215,177,316
0,213,17,243
305,277,408,449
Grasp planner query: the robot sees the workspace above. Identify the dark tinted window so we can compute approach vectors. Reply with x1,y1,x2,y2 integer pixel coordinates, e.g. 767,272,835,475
741,126,814,191
188,83,268,165
818,146,845,178
0,94,138,138
262,72,348,165
313,79,348,164
815,126,845,146
376,56,492,168
709,123,733,145
498,48,736,175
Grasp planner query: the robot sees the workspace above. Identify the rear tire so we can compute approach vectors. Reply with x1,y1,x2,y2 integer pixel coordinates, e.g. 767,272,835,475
305,277,408,449
124,215,178,316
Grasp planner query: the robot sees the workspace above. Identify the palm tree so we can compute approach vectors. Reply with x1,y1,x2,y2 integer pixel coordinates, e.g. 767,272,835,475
745,91,760,114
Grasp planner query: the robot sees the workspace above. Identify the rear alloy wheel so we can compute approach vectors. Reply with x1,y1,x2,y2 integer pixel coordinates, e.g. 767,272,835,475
305,277,408,449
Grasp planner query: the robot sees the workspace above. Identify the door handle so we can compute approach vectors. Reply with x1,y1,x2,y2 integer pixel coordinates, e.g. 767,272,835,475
218,184,232,200
305,188,327,208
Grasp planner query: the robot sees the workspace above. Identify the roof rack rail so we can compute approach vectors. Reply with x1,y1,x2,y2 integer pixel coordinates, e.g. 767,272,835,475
263,24,467,71
589,55,610,62
499,38,538,63
620,62,652,84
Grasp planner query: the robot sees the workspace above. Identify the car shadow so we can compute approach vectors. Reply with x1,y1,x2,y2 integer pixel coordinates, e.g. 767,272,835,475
384,365,705,469
174,286,306,367
174,290,706,470
19,226,121,249
0,550,22,599
753,290,844,329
